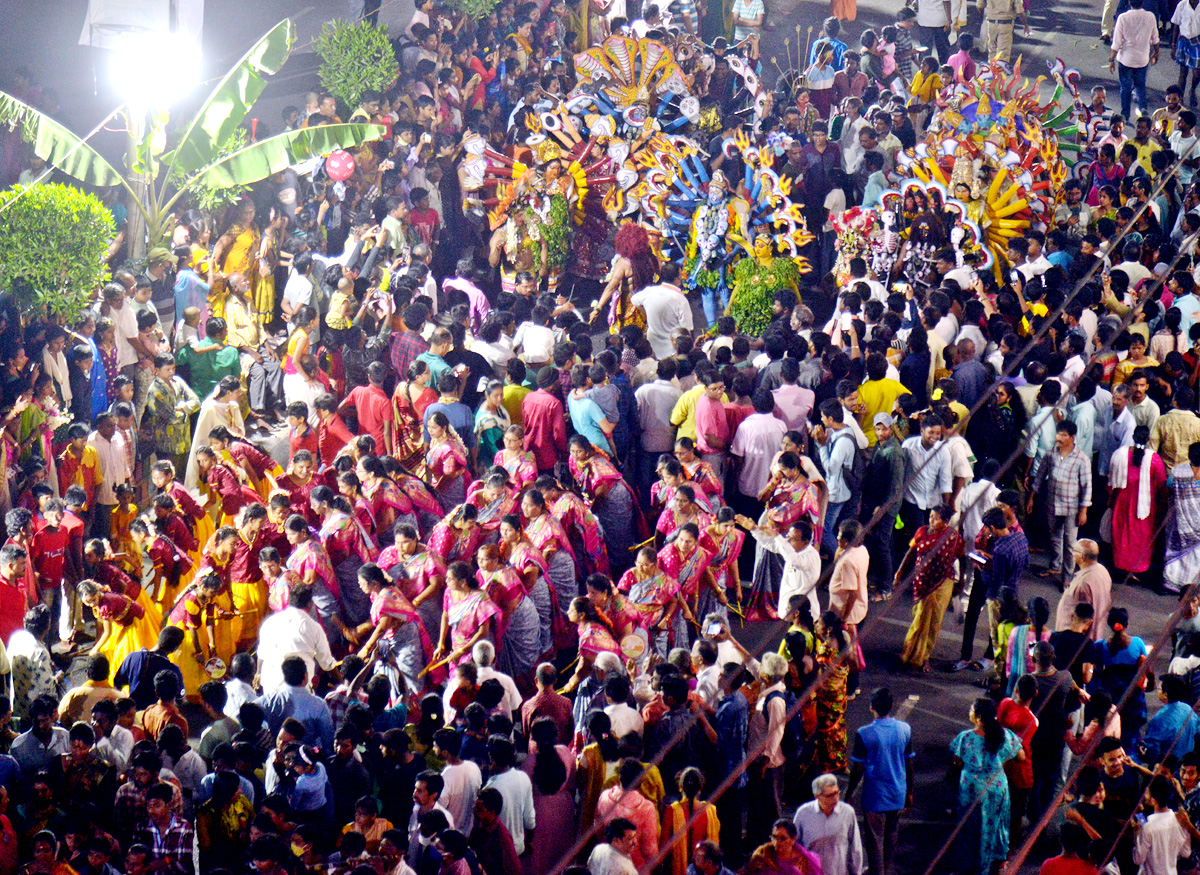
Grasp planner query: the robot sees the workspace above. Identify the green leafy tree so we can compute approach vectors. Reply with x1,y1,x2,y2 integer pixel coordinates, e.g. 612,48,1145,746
0,19,385,256
315,20,400,111
448,0,501,18
0,183,115,321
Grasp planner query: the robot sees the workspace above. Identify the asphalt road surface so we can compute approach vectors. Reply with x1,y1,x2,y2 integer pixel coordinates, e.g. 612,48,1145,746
727,561,1178,875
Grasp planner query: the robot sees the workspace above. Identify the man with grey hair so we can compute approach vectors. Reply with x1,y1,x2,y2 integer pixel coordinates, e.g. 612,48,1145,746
1102,382,1136,472
1055,538,1112,640
573,651,625,739
748,652,790,846
521,662,573,746
472,639,521,718
794,774,865,875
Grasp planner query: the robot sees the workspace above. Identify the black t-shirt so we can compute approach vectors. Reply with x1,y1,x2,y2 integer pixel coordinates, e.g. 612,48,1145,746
1050,629,1097,688
1100,767,1146,824
444,347,495,409
1031,669,1075,756
1069,801,1118,860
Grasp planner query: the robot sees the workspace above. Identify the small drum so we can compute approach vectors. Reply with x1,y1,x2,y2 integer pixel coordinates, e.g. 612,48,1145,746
204,657,227,679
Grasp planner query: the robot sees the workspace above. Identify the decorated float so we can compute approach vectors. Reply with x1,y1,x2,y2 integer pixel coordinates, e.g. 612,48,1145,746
834,59,1082,286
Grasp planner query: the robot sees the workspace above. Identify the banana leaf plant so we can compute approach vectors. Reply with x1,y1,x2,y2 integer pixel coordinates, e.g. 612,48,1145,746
0,19,384,248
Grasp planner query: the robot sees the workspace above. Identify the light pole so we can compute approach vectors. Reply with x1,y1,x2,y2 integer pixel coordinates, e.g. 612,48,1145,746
109,30,200,260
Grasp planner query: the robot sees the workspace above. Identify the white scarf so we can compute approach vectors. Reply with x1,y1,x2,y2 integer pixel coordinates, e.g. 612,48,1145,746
42,348,71,407
1109,443,1154,519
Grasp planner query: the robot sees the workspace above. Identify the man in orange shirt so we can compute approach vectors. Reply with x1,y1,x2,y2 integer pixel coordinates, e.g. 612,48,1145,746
140,669,189,742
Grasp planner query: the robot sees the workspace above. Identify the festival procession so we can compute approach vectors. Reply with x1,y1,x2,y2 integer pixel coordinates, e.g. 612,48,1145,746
2,0,1200,872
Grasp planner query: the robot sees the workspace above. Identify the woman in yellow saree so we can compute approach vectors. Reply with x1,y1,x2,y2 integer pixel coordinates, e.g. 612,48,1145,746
254,206,288,326
210,199,260,319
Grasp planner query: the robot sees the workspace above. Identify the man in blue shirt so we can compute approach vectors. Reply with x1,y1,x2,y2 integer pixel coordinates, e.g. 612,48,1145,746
423,371,476,449
713,663,750,865
114,626,186,710
256,655,335,754
1140,674,1200,764
847,688,914,875
567,364,617,456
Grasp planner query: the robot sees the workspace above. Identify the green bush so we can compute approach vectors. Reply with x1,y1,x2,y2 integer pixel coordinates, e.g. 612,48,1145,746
0,183,115,321
449,0,501,18
315,20,399,111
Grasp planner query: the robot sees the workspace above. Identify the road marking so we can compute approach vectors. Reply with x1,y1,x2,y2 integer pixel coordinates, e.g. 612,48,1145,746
895,694,920,721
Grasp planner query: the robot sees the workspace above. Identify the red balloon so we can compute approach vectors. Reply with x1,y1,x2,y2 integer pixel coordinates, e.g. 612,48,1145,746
325,150,356,181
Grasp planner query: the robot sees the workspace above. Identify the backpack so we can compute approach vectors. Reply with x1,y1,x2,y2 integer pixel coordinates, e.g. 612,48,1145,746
765,689,810,763
833,429,868,495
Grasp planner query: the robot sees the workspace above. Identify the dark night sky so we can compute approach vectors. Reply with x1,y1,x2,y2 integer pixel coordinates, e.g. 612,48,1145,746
0,0,380,160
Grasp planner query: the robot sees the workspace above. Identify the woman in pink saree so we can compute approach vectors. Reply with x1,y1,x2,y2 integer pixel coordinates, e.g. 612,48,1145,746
522,488,577,610
619,546,688,658
658,522,724,625
353,562,438,694
707,508,746,610
495,425,537,490
568,435,645,575
477,544,540,681
560,596,621,694
499,515,558,657
748,451,821,620
428,503,485,565
434,560,501,667
466,471,519,534
426,411,471,513
655,484,716,548
284,513,348,641
379,521,447,650
537,475,610,577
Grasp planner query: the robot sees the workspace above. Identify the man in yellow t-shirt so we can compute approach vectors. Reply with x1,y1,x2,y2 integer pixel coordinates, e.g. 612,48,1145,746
857,352,911,445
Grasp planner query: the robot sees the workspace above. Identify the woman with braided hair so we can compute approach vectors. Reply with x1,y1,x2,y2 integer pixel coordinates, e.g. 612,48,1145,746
561,596,621,694
593,222,657,333
206,426,283,501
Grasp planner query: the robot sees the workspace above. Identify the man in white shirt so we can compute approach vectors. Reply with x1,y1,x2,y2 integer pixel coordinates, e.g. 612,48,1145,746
693,640,722,705
630,262,693,359
281,252,315,332
588,818,639,875
255,584,336,694
484,736,536,855
636,359,683,491
901,414,954,535
432,728,482,835
741,516,822,620
730,390,790,507
915,0,952,60
1109,0,1159,118
794,774,866,875
471,641,522,718
602,673,645,739
407,771,456,869
87,415,130,535
99,282,140,372
89,698,133,774
1133,777,1190,875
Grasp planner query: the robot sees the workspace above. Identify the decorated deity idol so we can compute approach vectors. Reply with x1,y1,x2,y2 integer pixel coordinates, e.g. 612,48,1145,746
684,169,737,326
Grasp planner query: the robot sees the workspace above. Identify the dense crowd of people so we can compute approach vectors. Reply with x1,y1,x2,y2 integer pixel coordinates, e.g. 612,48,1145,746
7,0,1200,874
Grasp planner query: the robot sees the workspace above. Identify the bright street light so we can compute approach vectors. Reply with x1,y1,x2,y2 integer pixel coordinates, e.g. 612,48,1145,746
110,30,201,107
